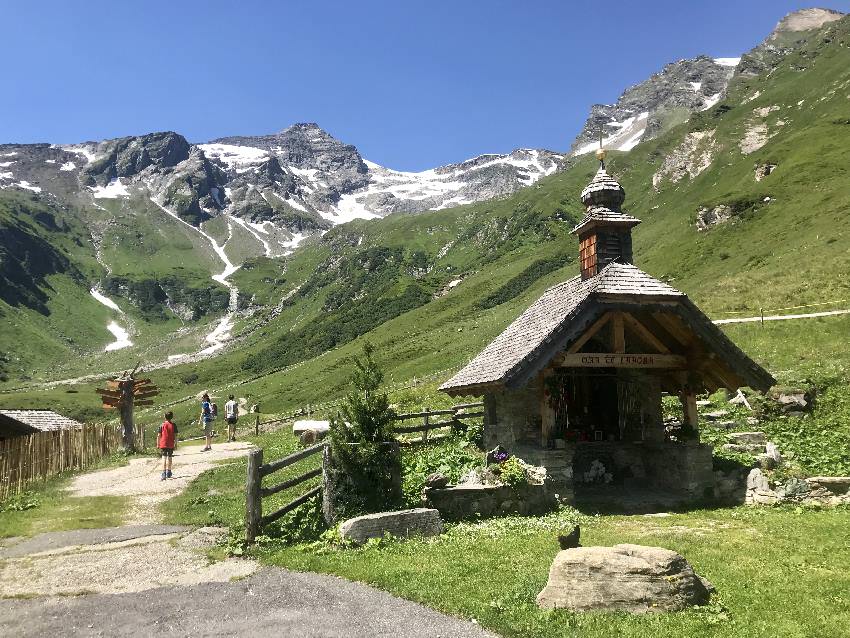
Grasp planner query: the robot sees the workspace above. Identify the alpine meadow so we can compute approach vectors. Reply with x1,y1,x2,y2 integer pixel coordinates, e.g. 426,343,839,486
1,6,849,638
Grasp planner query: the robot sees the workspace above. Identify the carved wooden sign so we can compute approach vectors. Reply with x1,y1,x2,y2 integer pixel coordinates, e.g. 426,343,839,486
95,363,160,450
558,353,687,369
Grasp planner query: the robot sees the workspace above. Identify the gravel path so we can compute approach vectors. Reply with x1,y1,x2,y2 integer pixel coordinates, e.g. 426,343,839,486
0,440,497,637
0,567,496,638
67,441,253,524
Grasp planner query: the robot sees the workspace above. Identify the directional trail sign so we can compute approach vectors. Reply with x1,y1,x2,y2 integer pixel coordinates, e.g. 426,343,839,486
96,363,160,451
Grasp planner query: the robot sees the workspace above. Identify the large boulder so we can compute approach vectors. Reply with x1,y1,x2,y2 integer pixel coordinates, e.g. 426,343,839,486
536,544,711,613
338,508,443,544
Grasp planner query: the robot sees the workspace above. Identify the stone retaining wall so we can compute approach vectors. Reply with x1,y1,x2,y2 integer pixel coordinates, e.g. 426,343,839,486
423,483,557,521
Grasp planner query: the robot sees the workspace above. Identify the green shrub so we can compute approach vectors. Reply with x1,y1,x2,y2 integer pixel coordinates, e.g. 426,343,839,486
497,457,528,487
401,436,483,506
327,342,401,518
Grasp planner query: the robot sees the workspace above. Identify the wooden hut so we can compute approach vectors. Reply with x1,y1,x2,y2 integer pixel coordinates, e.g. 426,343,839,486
0,409,83,439
440,153,774,505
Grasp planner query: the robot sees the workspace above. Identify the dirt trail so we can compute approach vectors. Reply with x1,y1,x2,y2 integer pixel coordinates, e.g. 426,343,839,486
0,442,497,638
0,441,258,598
68,441,253,524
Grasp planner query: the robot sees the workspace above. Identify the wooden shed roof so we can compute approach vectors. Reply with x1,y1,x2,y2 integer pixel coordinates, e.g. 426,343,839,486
0,410,84,435
440,262,775,395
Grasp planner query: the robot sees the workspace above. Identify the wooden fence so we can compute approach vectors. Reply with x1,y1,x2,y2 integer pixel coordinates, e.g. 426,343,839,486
0,423,140,501
244,402,484,541
245,443,324,542
393,402,484,443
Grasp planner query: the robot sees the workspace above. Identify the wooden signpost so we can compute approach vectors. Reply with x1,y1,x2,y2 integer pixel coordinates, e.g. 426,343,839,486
96,362,159,451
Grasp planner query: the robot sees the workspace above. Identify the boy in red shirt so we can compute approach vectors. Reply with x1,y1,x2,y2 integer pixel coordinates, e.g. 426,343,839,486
157,411,178,480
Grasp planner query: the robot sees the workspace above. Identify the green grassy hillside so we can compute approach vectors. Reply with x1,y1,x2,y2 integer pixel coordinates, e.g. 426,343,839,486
2,17,850,457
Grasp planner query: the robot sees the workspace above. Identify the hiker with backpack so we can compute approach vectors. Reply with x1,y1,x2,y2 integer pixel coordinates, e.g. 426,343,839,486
200,393,215,451
224,394,238,442
157,411,178,479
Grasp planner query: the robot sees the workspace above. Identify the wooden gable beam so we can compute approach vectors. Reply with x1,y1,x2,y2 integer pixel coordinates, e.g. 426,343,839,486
651,312,693,347
611,312,625,353
566,312,613,354
621,312,671,354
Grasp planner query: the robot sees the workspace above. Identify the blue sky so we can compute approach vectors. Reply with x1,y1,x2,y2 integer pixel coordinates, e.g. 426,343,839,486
1,1,847,170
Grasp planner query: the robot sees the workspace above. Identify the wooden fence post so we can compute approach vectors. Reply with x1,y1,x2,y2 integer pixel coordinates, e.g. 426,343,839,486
246,448,263,543
422,406,430,443
255,414,260,436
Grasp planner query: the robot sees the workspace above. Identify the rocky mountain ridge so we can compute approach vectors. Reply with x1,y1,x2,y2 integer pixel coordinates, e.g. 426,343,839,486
570,7,845,156
0,123,563,251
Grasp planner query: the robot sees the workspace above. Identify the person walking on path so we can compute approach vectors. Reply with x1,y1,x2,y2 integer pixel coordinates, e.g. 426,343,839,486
157,411,178,480
224,394,238,442
200,393,214,451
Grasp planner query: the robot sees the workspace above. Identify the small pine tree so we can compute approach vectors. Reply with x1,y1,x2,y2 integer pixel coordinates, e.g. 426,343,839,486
327,342,400,517
330,341,395,445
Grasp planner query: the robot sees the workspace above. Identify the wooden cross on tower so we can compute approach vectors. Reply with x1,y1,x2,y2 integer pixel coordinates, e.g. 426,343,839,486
96,362,159,451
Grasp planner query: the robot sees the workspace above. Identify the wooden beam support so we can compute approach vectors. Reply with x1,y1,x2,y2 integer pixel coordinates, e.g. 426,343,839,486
611,312,625,354
567,312,613,354
621,312,670,353
651,312,692,346
540,369,555,447
680,390,699,441
557,353,687,369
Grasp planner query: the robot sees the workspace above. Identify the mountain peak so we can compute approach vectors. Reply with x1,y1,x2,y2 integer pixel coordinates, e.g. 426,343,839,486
772,7,843,38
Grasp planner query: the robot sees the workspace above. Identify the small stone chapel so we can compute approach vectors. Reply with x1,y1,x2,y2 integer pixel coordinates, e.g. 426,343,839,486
440,150,775,504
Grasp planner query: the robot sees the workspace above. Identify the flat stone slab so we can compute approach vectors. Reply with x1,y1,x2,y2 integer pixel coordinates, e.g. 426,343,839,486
293,419,330,434
728,431,766,445
536,544,711,613
807,476,850,492
339,508,443,544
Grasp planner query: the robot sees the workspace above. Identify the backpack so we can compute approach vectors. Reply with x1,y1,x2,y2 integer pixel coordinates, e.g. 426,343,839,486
211,402,218,418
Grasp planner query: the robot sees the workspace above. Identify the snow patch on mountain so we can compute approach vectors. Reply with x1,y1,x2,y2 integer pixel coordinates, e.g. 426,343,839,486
713,57,741,67
575,112,649,155
91,179,130,199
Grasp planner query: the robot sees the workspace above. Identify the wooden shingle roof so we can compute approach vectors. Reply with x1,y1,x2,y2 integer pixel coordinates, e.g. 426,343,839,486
0,409,84,433
572,206,642,235
440,262,774,395
440,263,682,394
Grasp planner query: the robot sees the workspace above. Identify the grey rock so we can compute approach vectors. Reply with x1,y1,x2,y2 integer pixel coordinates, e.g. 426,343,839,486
755,163,778,181
738,8,843,76
728,431,766,445
747,468,769,492
756,453,777,470
765,441,783,465
722,443,764,454
774,391,811,412
777,477,811,500
338,508,443,545
696,205,733,231
806,476,850,494
536,544,711,613
424,472,449,489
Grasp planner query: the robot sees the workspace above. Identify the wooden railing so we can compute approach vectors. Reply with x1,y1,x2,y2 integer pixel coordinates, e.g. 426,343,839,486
393,402,484,444
243,401,484,541
245,443,324,542
0,423,141,501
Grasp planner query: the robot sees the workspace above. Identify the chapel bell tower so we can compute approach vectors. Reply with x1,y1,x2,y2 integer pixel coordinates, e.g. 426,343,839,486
572,147,641,280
